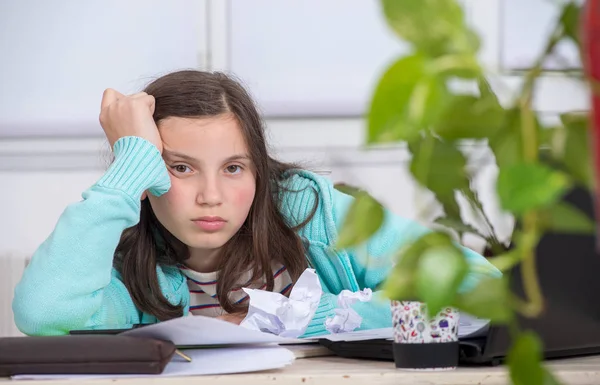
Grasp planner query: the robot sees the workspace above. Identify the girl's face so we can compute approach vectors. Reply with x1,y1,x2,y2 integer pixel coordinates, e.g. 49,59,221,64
148,114,256,258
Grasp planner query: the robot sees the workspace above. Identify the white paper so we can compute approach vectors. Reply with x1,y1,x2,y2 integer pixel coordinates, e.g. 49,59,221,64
120,304,488,346
318,315,491,342
325,288,372,334
325,309,363,334
240,268,322,338
321,327,394,341
121,313,297,346
12,345,295,380
458,314,490,339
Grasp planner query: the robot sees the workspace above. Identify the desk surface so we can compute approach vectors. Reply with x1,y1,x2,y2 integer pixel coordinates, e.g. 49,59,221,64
3,355,600,385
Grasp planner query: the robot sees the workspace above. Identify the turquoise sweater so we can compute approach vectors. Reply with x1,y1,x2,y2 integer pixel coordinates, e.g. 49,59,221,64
13,136,500,337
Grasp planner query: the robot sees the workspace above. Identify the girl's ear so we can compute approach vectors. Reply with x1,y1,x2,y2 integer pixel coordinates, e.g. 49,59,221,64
141,191,148,201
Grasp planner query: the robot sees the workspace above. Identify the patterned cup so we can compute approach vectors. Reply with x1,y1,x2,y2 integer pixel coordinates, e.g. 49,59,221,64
391,300,460,370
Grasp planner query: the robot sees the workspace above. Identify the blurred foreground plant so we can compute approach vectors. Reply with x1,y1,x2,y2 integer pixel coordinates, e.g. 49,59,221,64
337,1,595,384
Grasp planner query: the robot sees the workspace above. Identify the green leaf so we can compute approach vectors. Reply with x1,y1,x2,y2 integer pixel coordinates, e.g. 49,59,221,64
429,54,482,79
434,216,486,238
560,111,586,127
439,194,463,220
560,1,581,47
477,76,500,106
409,136,470,218
497,162,572,214
416,244,469,318
410,136,470,194
539,125,563,150
408,76,449,129
337,191,385,249
539,202,595,234
490,131,523,168
488,250,521,272
383,239,426,301
560,112,593,188
488,108,527,168
384,232,459,302
454,277,512,322
368,55,449,144
333,183,363,198
409,138,469,219
487,231,537,272
434,214,487,243
380,0,479,57
367,55,426,144
507,332,545,385
435,95,505,140
383,260,418,301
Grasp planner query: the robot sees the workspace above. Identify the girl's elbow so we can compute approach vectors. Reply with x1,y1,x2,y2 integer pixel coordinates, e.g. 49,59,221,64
12,300,54,336
12,285,70,336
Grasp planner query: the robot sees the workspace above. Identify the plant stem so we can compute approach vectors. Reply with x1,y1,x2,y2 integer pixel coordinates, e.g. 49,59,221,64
506,308,521,339
514,20,563,318
515,223,544,317
510,279,542,318
519,65,544,316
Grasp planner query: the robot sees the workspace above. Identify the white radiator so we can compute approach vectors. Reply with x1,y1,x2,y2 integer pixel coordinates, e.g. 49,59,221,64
0,253,28,337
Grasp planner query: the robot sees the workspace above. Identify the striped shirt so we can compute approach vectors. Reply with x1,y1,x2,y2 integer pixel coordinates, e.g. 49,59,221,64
180,262,293,317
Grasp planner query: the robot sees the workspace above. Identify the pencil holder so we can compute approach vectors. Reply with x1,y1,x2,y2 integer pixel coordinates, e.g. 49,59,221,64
391,301,460,370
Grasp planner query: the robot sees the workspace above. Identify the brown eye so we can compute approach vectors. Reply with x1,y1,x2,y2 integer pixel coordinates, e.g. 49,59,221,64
225,165,242,174
173,165,191,173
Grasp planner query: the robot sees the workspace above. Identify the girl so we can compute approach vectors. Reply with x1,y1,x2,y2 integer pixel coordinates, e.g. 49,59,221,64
12,70,499,337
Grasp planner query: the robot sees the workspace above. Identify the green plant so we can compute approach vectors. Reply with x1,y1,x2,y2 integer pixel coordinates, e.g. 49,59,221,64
337,1,594,383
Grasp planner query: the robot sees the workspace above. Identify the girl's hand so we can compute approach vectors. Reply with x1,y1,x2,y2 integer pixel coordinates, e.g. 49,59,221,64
99,88,163,153
217,312,247,325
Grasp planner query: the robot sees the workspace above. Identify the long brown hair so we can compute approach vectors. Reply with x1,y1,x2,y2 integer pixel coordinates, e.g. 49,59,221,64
114,70,315,320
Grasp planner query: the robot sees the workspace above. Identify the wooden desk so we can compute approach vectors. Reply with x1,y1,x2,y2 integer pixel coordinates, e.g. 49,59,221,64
3,355,600,385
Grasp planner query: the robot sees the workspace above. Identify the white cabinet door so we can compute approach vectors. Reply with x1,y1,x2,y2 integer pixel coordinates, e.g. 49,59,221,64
471,0,587,114
500,0,583,71
210,0,587,119
0,0,208,138
214,0,409,118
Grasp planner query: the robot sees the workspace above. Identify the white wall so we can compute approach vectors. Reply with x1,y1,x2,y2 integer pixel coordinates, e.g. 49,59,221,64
0,0,208,137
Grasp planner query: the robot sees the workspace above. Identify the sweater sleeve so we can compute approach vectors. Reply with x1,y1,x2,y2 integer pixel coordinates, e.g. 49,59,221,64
303,291,395,337
12,136,171,336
